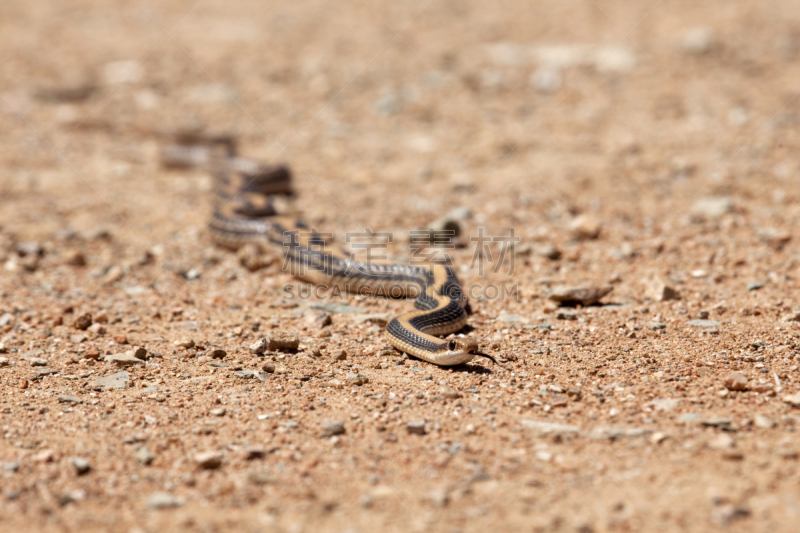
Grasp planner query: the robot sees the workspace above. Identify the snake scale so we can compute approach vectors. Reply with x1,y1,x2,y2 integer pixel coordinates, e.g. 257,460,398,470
207,158,496,367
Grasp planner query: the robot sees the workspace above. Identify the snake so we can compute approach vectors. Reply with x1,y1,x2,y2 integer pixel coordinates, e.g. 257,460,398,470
205,157,497,367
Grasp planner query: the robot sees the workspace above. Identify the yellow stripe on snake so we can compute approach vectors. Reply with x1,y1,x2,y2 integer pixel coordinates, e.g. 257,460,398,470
208,161,496,367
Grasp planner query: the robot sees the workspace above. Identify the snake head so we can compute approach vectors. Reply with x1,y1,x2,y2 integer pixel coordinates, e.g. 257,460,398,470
440,338,499,367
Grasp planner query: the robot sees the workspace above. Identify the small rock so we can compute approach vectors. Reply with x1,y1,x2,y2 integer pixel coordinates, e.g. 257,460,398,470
104,353,144,367
650,432,668,444
262,361,276,373
210,408,226,417
305,311,332,328
131,346,148,360
174,338,195,348
406,420,427,435
70,333,89,343
92,371,130,390
73,313,92,330
58,394,83,404
439,386,461,399
649,398,681,412
135,447,155,466
237,243,275,272
548,285,613,306
321,420,346,437
266,331,300,351
747,281,764,292
29,357,49,367
531,66,562,93
249,338,268,355
556,309,578,320
64,250,86,266
352,313,391,326
37,367,59,377
648,321,667,330
335,350,348,361
724,372,748,391
521,419,581,436
690,196,733,221
681,27,715,55
688,319,721,328
754,415,776,429
0,357,8,367
209,349,227,359
195,451,223,470
783,393,800,408
308,302,366,314
346,374,369,386
645,278,680,301
569,214,601,240
71,457,90,475
709,433,734,450
86,324,104,335
146,491,183,510
535,243,562,260
34,449,55,463
498,313,522,324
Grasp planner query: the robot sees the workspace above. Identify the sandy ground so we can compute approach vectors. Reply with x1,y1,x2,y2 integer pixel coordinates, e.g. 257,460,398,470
3,0,800,531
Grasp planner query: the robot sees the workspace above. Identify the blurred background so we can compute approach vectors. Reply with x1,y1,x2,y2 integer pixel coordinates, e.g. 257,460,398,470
4,0,800,253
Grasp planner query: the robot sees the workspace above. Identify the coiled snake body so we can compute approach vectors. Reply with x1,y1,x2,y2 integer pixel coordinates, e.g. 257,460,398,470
209,162,495,367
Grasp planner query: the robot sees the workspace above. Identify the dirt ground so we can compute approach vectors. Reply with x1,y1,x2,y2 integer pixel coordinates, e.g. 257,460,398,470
3,0,800,531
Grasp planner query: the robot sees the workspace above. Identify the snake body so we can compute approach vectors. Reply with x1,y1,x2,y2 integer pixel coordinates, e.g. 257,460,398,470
208,162,495,367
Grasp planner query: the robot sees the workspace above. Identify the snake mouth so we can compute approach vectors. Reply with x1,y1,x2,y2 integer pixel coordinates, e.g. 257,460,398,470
469,350,499,366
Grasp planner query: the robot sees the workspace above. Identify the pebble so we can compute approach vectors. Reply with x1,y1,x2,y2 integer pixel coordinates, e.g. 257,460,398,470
262,361,276,373
3,461,20,472
58,394,83,404
64,250,86,266
346,374,369,386
305,311,332,328
649,398,681,412
71,333,89,343
308,302,366,314
688,319,721,328
335,350,348,361
555,309,578,320
548,285,613,306
92,371,130,390
439,386,461,399
321,420,346,437
250,338,268,355
265,331,300,351
535,243,562,260
104,353,144,367
754,415,776,429
210,349,227,359
648,321,667,330
146,491,183,510
531,66,562,93
406,420,427,435
568,214,601,240
746,281,764,291
182,321,199,331
29,357,49,366
353,313,391,326
0,357,8,367
783,393,800,408
645,278,680,302
195,451,223,470
708,433,734,450
521,419,581,436
73,313,92,330
723,372,748,391
131,346,148,360
174,338,195,349
681,27,715,55
71,457,91,475
498,313,522,324
37,367,59,377
210,408,226,417
690,196,733,220
135,447,155,466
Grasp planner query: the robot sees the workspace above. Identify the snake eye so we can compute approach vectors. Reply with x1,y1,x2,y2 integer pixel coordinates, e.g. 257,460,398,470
448,340,457,351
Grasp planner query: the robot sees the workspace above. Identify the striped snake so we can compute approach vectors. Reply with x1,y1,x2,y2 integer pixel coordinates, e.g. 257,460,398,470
207,159,497,367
